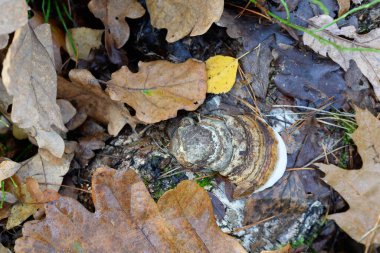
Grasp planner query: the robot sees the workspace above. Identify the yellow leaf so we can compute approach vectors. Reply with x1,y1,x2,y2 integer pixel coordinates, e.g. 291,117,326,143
206,55,238,94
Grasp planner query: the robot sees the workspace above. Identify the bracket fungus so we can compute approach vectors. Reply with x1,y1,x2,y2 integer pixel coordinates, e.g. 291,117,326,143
169,115,287,198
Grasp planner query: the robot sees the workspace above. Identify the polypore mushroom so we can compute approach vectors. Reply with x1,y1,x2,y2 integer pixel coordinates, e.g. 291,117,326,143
169,115,287,198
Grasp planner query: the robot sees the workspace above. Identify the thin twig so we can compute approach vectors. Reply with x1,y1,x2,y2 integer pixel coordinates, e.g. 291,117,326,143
233,215,276,232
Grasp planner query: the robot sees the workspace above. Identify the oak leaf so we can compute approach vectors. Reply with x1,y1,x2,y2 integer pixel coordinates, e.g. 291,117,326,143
17,148,74,192
1,24,67,158
303,15,380,101
4,175,60,229
57,69,138,135
107,59,207,124
15,168,246,253
88,0,145,61
206,55,238,94
318,108,380,244
3,148,73,229
146,0,224,42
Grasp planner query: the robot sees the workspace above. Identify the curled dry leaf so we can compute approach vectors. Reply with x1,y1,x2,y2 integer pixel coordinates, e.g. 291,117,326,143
303,15,380,101
15,168,246,253
317,108,380,244
88,0,145,61
146,0,224,42
1,24,66,158
0,0,28,35
57,69,138,135
66,27,103,60
107,59,207,124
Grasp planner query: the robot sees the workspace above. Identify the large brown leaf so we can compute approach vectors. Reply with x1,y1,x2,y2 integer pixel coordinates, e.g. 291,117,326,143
318,108,380,244
88,0,145,61
57,69,138,135
1,23,67,158
146,0,224,42
15,168,246,253
107,59,207,124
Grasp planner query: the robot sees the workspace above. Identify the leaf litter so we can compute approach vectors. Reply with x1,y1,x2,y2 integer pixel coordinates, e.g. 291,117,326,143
15,168,246,253
0,0,380,252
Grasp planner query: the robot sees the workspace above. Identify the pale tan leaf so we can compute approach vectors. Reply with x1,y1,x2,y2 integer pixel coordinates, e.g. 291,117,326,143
317,108,380,244
146,0,224,42
0,78,12,113
1,24,66,157
15,168,247,253
57,69,138,135
88,0,145,59
107,59,207,124
0,0,28,35
0,159,21,181
0,243,11,253
17,148,74,192
303,15,380,101
66,27,103,60
0,34,8,49
29,12,66,72
56,99,77,124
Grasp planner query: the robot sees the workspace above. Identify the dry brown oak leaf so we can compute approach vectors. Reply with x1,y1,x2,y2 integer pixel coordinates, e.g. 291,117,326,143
1,23,67,158
107,59,207,124
15,168,246,253
57,69,138,135
146,0,223,42
317,108,380,244
88,0,145,61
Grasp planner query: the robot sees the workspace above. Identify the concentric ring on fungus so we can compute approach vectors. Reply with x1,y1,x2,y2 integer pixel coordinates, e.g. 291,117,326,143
169,115,287,199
